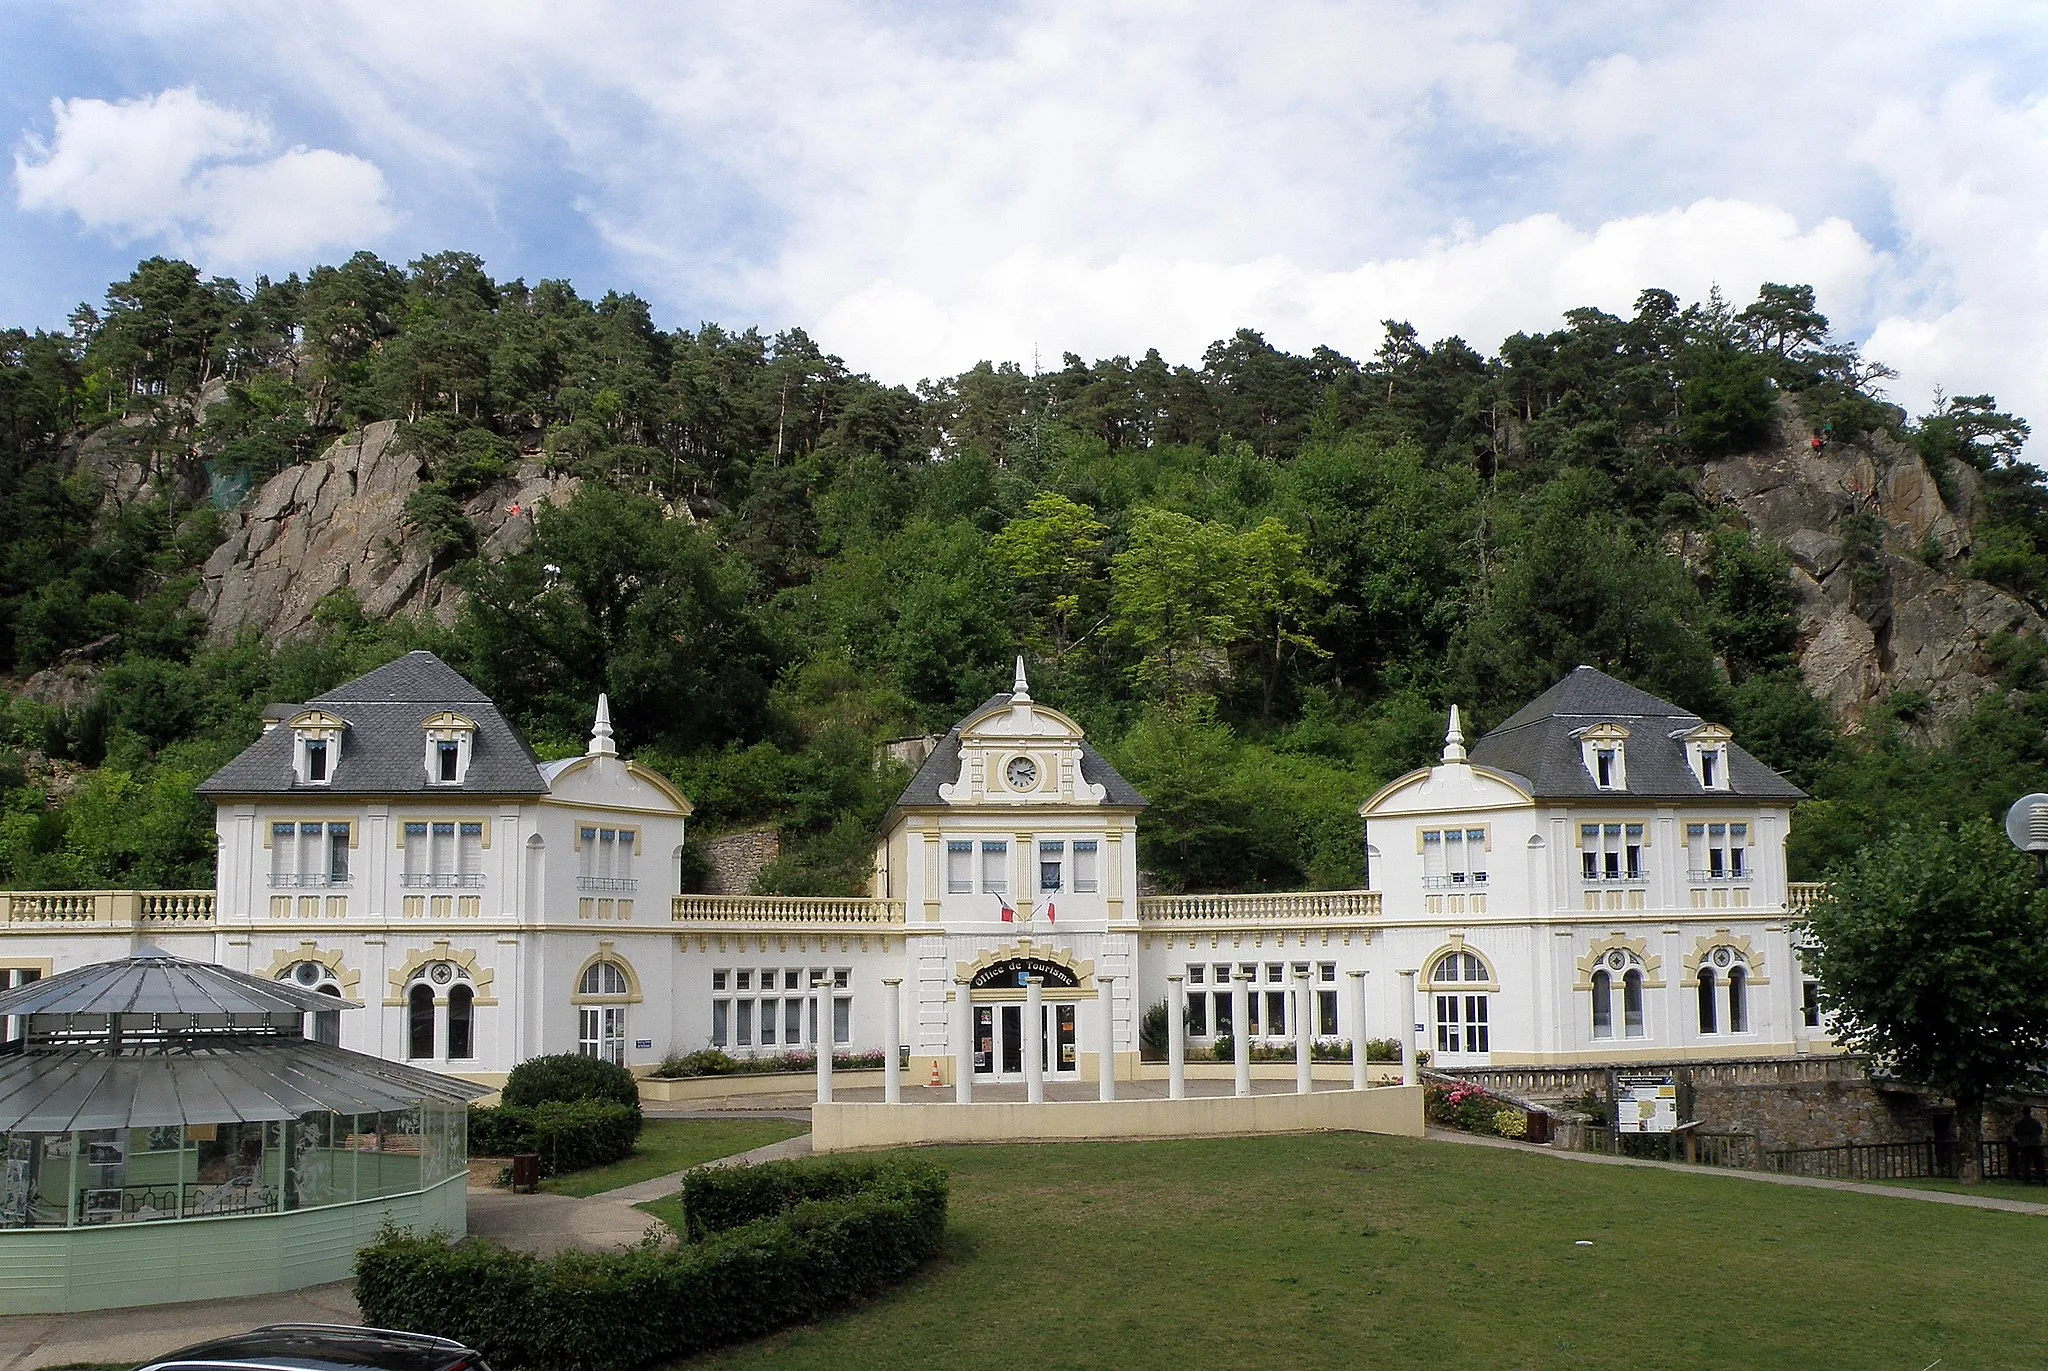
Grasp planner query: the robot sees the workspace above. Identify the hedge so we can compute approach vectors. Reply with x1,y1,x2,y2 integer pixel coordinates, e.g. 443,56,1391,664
648,1048,887,1079
467,1100,641,1177
355,1156,949,1371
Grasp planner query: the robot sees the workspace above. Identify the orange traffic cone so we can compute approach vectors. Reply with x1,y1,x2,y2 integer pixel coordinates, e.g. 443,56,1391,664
927,1059,944,1089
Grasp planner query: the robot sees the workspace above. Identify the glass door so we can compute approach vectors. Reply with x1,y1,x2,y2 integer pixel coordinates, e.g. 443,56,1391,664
974,1005,995,1076
1000,1004,1024,1076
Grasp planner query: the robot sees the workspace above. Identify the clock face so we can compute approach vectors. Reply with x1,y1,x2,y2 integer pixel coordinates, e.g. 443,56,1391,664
1006,757,1038,791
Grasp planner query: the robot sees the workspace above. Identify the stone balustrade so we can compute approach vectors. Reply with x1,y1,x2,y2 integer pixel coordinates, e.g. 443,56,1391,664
1135,890,1381,923
3,891,216,926
671,895,908,926
1786,883,1826,914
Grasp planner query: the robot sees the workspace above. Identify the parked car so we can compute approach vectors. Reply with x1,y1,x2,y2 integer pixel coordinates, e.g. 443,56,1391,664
135,1323,493,1371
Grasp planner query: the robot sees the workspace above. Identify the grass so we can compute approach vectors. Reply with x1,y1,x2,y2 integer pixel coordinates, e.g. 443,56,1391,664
672,1133,2048,1371
540,1117,806,1197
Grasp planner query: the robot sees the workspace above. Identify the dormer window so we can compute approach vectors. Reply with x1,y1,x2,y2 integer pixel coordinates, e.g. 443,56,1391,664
423,712,477,786
1678,723,1734,791
1577,723,1630,790
288,709,346,786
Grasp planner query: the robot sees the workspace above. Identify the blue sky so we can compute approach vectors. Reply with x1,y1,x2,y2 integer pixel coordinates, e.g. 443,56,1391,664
6,2,2048,434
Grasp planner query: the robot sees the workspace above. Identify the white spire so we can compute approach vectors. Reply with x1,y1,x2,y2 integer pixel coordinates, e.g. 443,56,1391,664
1011,655,1032,702
1442,704,1468,764
588,693,617,757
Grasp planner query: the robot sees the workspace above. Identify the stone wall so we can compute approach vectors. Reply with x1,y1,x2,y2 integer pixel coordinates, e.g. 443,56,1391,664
698,830,780,895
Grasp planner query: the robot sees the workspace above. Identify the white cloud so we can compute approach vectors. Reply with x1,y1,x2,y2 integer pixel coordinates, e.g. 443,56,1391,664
14,86,396,270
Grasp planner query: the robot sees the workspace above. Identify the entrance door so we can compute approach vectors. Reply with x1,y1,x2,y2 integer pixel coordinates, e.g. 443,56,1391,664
975,1001,1085,1082
1000,1005,1024,1075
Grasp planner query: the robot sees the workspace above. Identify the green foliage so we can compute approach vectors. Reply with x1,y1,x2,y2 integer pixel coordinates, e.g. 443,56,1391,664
647,1049,885,1079
467,1100,640,1176
1801,820,2048,1176
353,1156,948,1371
1139,1000,1170,1061
1679,346,1774,455
500,1052,644,1115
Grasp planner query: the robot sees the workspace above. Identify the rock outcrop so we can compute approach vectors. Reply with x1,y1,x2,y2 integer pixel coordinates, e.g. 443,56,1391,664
192,421,576,645
1703,397,2043,726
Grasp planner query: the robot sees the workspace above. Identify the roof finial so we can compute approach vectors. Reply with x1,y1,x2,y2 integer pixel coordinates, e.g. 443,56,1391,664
588,693,617,758
1442,704,1468,764
1011,654,1031,702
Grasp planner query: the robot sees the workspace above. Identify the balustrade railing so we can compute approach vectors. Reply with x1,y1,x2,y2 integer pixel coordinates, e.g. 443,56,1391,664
1786,882,1827,913
1135,890,1380,922
577,875,640,891
3,890,215,925
671,895,907,926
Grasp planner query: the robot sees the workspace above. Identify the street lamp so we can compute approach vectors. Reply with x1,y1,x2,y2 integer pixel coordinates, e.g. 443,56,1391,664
2003,793,2048,884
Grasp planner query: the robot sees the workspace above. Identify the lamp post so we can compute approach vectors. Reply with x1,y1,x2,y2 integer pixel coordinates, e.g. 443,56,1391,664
2005,794,2048,885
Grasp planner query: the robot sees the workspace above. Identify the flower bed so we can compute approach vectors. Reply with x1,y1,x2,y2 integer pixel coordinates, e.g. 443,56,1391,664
1425,1081,1530,1139
648,1048,888,1079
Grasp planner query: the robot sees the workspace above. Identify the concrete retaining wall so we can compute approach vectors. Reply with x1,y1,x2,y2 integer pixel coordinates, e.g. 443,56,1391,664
811,1085,1424,1152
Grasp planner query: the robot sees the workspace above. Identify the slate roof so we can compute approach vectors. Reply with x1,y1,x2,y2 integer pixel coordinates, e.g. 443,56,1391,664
1467,666,1805,802
197,651,549,798
890,692,1147,812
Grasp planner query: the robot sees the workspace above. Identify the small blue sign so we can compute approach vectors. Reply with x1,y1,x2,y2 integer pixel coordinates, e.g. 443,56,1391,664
635,1039,653,1050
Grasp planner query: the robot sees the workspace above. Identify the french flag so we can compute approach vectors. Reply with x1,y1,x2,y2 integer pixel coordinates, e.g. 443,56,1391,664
1045,901,1056,925
999,897,1015,923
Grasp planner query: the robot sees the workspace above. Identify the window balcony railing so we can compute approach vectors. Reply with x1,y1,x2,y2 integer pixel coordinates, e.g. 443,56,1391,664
400,872,485,888
1687,868,1750,883
267,873,351,889
1421,873,1488,890
1580,872,1649,884
577,875,639,891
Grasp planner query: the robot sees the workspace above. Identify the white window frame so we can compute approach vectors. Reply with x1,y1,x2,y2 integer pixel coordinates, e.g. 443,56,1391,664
1073,840,1099,893
1579,823,1646,883
1421,827,1488,889
946,841,974,894
980,841,1008,894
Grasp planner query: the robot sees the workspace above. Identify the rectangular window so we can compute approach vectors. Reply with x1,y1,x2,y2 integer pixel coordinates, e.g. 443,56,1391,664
1583,822,1646,882
1730,824,1748,878
833,996,852,1045
580,828,598,879
1187,990,1209,1036
1700,751,1717,787
946,841,974,894
404,823,428,882
272,823,295,884
1073,840,1099,892
1212,990,1232,1035
431,822,456,879
736,969,752,992
328,824,350,882
760,997,778,1045
459,823,483,879
980,842,1007,894
785,998,803,1045
784,969,801,990
1625,824,1643,880
1039,841,1063,892
1187,965,1205,986
1423,828,1486,887
736,1000,754,1047
305,739,328,782
712,969,728,991
1318,990,1338,1036
1320,962,1337,983
711,1000,729,1047
1802,979,1821,1028
834,968,850,989
1265,990,1288,1037
1595,748,1614,788
437,740,459,782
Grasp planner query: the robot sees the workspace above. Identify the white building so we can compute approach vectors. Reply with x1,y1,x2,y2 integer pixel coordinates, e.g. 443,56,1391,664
0,655,1834,1086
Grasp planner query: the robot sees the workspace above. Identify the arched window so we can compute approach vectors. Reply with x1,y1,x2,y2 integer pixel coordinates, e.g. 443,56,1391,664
1591,970,1613,1039
1586,948,1649,1043
1698,946,1751,1035
279,960,345,1047
1727,965,1749,1034
1697,968,1719,1034
1428,950,1492,1056
447,983,475,1059
407,983,436,1059
575,957,632,1065
1622,969,1645,1039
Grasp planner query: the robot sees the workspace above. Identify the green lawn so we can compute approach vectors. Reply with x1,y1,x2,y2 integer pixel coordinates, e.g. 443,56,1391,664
673,1133,2048,1371
542,1117,807,1197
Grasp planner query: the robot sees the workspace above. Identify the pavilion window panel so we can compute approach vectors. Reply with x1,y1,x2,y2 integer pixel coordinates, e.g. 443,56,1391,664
1074,840,1099,892
1039,841,1064,893
1317,989,1338,1036
459,823,484,879
736,1000,754,1047
711,1000,729,1047
980,842,1007,894
946,841,973,894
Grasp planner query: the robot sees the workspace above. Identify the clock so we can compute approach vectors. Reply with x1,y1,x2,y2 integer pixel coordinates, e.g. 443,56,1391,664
1005,757,1038,791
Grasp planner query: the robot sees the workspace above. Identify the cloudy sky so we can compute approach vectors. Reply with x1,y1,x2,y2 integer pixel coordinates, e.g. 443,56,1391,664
5,2,2046,437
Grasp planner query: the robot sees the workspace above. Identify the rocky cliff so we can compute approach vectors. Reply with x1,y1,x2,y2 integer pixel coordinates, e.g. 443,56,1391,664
192,421,576,645
1703,397,2043,725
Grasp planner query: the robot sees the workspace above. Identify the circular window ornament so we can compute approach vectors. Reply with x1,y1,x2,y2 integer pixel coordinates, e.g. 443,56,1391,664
291,961,323,987
1006,756,1038,791
1605,950,1630,972
1711,947,1734,969
429,961,455,985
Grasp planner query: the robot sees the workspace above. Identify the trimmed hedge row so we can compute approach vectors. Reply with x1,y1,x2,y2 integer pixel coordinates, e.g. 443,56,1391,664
355,1156,948,1371
467,1100,641,1177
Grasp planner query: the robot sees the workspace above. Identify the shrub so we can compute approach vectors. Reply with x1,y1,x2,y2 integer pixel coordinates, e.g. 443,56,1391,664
1309,1037,1351,1062
355,1156,949,1371
1424,1082,1526,1138
1493,1108,1528,1139
467,1100,641,1176
502,1053,643,1116
1363,1037,1406,1063
1139,1000,1170,1061
1211,1034,1234,1062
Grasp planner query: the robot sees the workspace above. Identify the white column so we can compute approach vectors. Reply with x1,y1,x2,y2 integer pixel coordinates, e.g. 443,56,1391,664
1399,968,1421,1087
1348,971,1369,1091
1097,974,1116,1101
815,980,833,1104
955,981,974,1104
882,977,902,1104
1231,970,1252,1098
1295,968,1314,1095
1024,976,1045,1104
1167,974,1187,1100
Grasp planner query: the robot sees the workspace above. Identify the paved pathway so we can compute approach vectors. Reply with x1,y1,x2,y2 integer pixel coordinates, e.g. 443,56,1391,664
1425,1126,2048,1217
